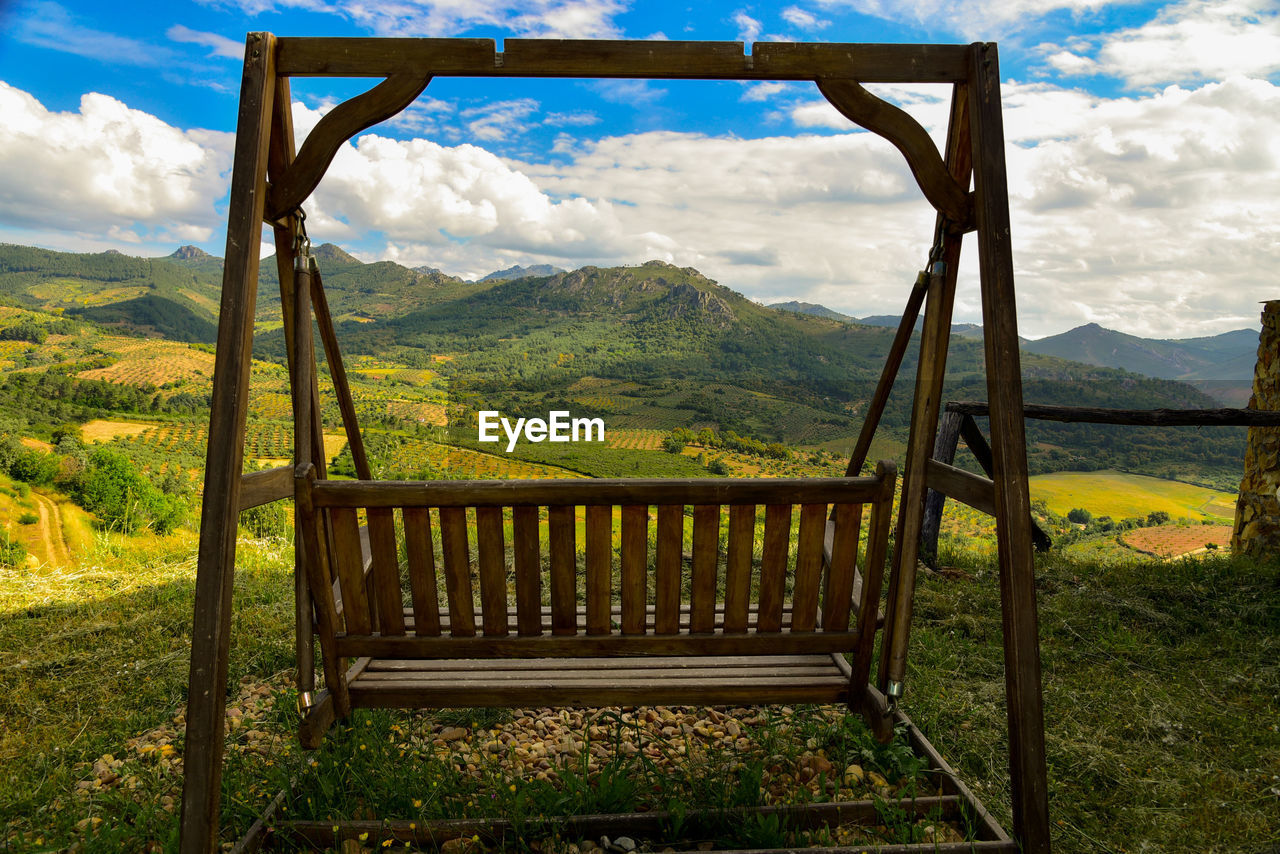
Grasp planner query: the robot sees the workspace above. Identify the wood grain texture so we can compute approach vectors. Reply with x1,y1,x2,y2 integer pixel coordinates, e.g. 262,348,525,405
654,505,683,635
512,506,542,636
180,37,276,850
275,37,970,82
336,631,860,660
968,42,1050,853
475,506,509,637
947,400,1280,425
311,477,882,508
757,504,791,633
584,504,612,635
310,265,371,479
818,79,971,226
790,503,826,632
366,507,405,635
438,507,475,637
548,505,577,636
620,505,648,635
852,461,896,733
926,459,996,516
402,507,440,637
237,465,292,511
689,504,719,633
723,504,755,633
329,507,373,635
267,73,430,218
822,503,860,632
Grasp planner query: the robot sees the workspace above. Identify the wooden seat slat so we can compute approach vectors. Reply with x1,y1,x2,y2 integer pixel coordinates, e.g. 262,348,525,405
475,506,509,637
548,505,577,635
790,503,826,632
364,653,833,672
620,504,647,635
723,504,755,633
367,507,405,635
584,505,611,635
655,504,682,635
823,503,861,632
330,506,372,635
396,602,817,635
403,507,441,636
438,507,475,637
511,506,542,636
757,504,791,633
689,504,719,633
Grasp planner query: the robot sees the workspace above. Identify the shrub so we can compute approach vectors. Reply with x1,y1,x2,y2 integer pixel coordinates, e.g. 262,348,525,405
17,512,38,525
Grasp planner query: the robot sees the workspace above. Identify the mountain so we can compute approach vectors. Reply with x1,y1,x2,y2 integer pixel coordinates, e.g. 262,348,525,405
1023,323,1257,404
169,245,213,262
0,243,222,342
479,264,565,283
769,301,861,324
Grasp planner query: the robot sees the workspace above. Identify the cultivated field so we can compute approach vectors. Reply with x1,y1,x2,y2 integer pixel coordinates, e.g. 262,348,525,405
1123,523,1233,558
1030,470,1237,522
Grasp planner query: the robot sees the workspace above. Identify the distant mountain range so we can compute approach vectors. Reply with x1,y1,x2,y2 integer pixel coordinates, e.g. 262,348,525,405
771,301,1257,404
0,241,1255,487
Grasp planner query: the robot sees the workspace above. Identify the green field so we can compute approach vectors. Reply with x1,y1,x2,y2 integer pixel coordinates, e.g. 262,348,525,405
1030,470,1237,522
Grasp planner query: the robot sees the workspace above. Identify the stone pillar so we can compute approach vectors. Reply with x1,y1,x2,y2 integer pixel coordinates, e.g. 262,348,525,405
1232,301,1280,556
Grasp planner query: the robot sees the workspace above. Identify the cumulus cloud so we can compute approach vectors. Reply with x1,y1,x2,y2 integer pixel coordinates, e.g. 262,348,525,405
814,0,1120,37
1054,0,1280,87
733,10,763,42
205,0,626,38
0,82,231,244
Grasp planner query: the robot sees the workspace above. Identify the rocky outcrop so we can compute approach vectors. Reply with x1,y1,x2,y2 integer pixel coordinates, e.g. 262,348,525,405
1232,301,1280,556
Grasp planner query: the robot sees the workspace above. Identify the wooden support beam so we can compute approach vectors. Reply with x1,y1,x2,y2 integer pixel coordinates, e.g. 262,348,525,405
310,476,883,508
818,79,972,226
238,465,293,511
926,460,996,516
275,37,971,82
180,31,276,854
947,400,1280,426
920,410,964,566
967,42,1051,853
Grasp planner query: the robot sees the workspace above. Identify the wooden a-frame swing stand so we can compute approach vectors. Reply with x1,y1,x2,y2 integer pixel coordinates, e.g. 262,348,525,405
180,35,1050,853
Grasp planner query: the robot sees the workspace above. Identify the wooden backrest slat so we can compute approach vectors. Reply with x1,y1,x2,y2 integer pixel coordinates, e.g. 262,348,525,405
723,504,755,633
329,506,372,635
548,505,577,635
402,507,440,636
620,504,648,635
367,507,405,635
438,506,476,637
822,503,862,632
584,505,612,635
654,504,683,635
511,506,542,636
689,504,719,633
790,503,826,632
475,506,509,637
757,504,791,633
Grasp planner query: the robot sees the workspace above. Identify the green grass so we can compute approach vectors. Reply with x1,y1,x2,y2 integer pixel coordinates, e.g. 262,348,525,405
2,527,1277,851
1030,470,1238,522
912,545,1280,852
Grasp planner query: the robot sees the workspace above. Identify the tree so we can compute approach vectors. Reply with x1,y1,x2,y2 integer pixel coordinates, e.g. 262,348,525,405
1067,507,1092,525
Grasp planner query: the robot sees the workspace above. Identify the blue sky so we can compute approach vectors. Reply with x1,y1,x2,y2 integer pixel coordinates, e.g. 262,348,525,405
1,0,1278,338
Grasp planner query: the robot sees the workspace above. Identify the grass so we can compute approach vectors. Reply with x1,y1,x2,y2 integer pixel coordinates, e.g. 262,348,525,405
1030,470,1237,522
1,524,1277,851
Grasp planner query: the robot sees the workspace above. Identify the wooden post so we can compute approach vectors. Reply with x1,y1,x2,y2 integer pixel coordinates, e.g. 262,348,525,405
180,32,276,854
879,81,970,699
967,41,1051,853
920,409,964,567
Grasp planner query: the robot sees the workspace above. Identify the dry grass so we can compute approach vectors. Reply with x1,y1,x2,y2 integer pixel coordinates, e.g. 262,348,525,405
80,420,154,444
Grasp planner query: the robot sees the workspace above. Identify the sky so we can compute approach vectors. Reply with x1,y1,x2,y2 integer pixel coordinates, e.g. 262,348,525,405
0,0,1277,339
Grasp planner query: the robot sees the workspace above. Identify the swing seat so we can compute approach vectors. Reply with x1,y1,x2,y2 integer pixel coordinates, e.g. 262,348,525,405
295,463,897,747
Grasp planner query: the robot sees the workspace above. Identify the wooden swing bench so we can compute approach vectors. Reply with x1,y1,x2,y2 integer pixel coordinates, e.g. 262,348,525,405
295,465,898,747
183,34,1053,853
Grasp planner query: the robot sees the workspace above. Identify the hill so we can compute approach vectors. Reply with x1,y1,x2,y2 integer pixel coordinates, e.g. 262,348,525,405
479,263,565,282
1023,323,1256,403
0,243,1251,486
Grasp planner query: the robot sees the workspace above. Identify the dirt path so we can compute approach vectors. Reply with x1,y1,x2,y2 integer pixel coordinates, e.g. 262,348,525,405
31,492,70,567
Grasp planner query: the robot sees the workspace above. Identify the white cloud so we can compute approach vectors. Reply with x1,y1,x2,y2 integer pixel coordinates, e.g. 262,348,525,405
463,98,541,142
815,0,1124,37
740,81,796,102
1086,0,1280,87
166,24,244,60
590,79,667,105
733,10,763,42
14,1,169,65
0,82,232,245
781,6,830,29
206,0,626,38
